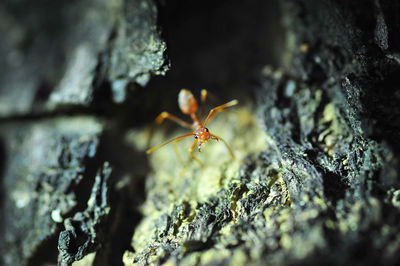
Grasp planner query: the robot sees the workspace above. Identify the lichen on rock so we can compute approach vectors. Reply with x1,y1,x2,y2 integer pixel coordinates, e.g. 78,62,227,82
123,105,276,265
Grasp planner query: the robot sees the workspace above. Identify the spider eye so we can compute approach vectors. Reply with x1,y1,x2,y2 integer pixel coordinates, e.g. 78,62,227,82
205,128,209,132
194,135,198,139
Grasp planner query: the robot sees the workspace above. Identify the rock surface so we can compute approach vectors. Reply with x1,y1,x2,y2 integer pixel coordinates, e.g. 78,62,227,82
0,0,165,265
0,0,167,116
1,0,400,266
125,0,400,265
0,117,102,266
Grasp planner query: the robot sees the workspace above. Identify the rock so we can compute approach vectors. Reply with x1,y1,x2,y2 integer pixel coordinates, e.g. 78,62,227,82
124,0,400,265
108,0,169,101
58,162,112,266
0,0,168,117
1,0,400,265
0,117,102,266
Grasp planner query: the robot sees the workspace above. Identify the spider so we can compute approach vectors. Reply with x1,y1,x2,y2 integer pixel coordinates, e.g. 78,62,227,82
146,89,238,167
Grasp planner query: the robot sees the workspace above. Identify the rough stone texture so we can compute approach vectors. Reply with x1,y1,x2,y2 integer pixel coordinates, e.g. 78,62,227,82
0,0,165,265
1,0,400,266
108,0,169,101
124,0,400,265
58,162,111,266
0,117,102,266
0,0,167,116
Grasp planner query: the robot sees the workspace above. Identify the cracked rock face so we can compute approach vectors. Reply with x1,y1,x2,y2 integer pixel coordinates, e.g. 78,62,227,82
1,0,400,265
124,0,400,265
0,117,102,266
0,0,166,265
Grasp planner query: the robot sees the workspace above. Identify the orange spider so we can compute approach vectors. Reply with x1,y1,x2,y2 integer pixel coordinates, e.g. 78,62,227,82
146,89,238,167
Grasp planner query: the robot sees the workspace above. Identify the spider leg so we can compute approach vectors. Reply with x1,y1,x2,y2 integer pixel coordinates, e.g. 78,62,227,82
211,134,234,158
147,132,193,154
204,99,238,126
173,136,187,166
189,139,204,168
155,111,193,128
200,89,208,121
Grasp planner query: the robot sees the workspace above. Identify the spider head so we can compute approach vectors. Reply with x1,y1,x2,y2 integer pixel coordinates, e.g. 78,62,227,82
194,127,211,152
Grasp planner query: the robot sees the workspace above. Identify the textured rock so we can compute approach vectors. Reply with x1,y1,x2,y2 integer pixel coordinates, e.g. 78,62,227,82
1,0,400,265
58,162,112,266
123,105,270,265
0,0,168,116
0,117,102,266
123,0,400,265
0,0,166,264
108,0,169,101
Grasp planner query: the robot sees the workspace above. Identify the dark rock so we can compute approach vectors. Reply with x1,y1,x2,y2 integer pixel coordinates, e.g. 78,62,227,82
124,1,400,265
1,0,400,265
108,0,169,102
57,162,112,266
0,117,102,266
0,0,168,117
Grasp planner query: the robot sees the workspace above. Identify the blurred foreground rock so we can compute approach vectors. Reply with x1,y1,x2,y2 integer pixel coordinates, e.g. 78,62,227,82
0,117,102,266
0,0,167,116
0,0,165,265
